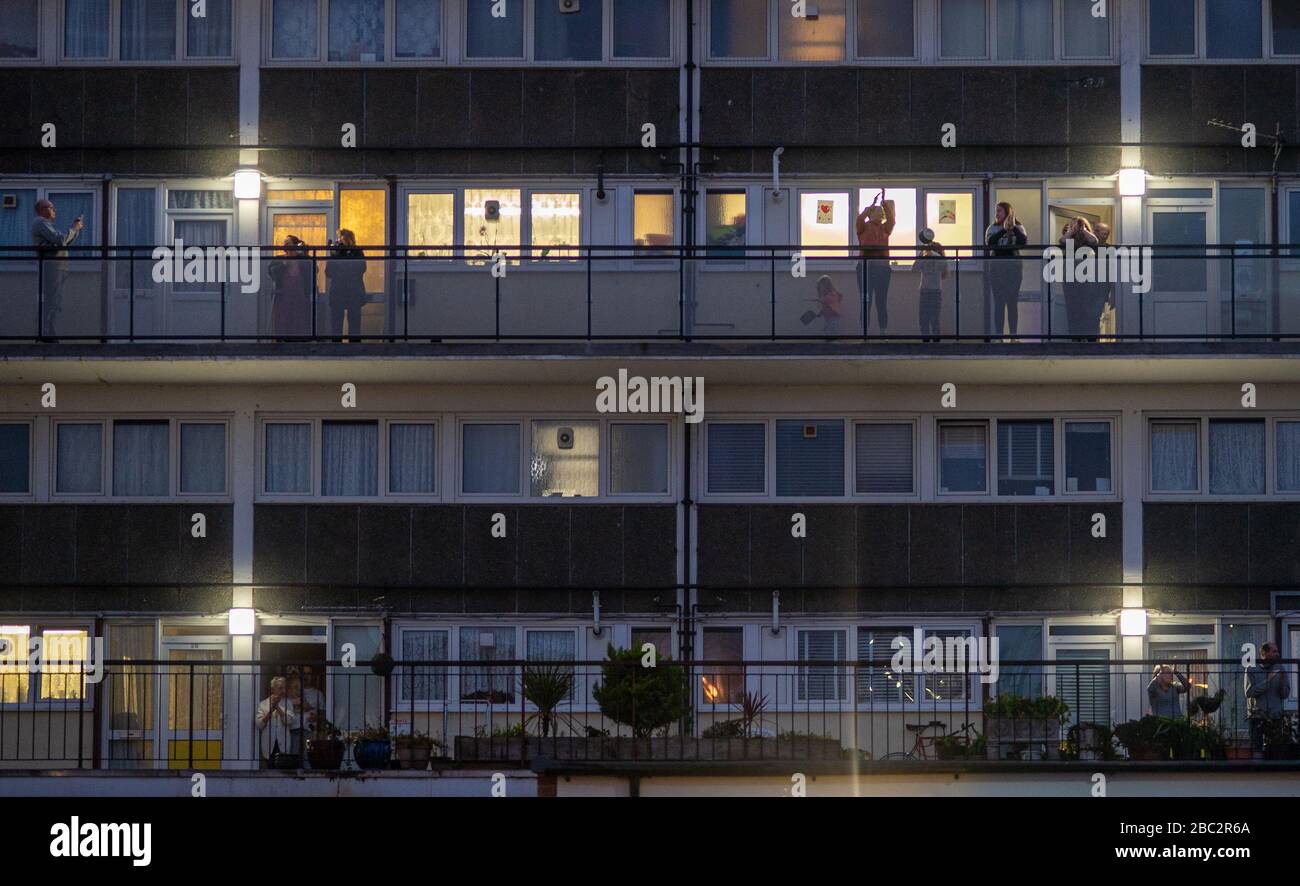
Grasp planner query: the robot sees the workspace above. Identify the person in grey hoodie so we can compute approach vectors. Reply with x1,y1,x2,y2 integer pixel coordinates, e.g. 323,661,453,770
1245,642,1290,751
1147,664,1191,718
31,198,84,337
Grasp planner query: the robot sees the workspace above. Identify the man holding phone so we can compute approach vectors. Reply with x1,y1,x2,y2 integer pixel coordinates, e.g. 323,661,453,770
31,198,84,338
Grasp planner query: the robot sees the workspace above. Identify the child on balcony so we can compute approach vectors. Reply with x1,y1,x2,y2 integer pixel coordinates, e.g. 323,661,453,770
915,228,948,342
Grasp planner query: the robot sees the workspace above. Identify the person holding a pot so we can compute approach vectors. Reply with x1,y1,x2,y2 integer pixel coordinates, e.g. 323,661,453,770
256,676,301,764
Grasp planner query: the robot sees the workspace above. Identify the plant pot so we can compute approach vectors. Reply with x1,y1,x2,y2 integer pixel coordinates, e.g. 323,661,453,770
394,741,434,770
353,738,392,770
305,738,344,770
1263,742,1299,760
1225,743,1253,761
1125,745,1165,761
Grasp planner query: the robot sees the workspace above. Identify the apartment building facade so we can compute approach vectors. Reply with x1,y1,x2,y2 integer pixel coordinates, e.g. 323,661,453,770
1,0,1299,774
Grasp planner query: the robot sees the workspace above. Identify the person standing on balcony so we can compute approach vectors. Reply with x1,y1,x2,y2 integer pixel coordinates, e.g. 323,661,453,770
856,190,896,336
1059,216,1100,340
256,676,301,763
1147,664,1191,717
984,202,1028,339
31,198,84,338
267,235,312,339
325,228,367,341
1245,642,1290,754
915,228,948,342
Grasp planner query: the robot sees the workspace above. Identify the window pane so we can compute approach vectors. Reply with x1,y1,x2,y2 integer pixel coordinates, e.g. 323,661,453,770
0,189,37,247
188,0,233,57
701,628,743,705
535,0,602,60
924,192,973,258
0,425,30,494
464,188,521,258
633,192,674,250
1150,421,1198,492
631,627,672,658
776,419,844,497
1279,422,1300,492
265,423,310,494
1276,0,1300,54
531,420,598,498
389,423,436,494
798,629,845,702
179,423,226,495
120,0,176,59
65,0,110,57
997,419,1054,496
329,0,384,60
857,0,914,57
397,629,447,702
923,628,972,701
112,420,168,497
614,0,671,57
395,0,441,58
526,630,575,660
114,188,156,285
57,424,102,494
407,193,454,257
710,0,767,57
1,0,39,58
704,191,747,252
167,190,234,211
1063,0,1109,56
707,423,765,494
530,192,580,258
466,0,523,57
172,219,227,295
1064,421,1111,493
0,625,31,702
855,423,912,494
610,423,669,495
779,0,845,61
1209,419,1264,495
462,424,520,494
321,421,378,496
459,627,516,702
940,0,986,57
995,624,1043,699
40,629,88,700
856,627,912,702
996,0,1051,60
1207,0,1261,58
800,192,850,251
1148,0,1194,55
47,192,95,247
273,0,319,58
939,422,987,493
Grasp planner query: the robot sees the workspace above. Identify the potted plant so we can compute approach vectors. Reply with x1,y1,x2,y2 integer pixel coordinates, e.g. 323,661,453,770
1114,716,1171,760
1259,715,1298,759
351,723,392,770
592,644,691,740
522,664,577,738
983,695,1070,760
394,731,441,770
305,716,345,771
1066,722,1116,761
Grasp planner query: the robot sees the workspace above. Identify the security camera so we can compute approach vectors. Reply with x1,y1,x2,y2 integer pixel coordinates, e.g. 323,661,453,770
559,0,579,12
557,427,575,449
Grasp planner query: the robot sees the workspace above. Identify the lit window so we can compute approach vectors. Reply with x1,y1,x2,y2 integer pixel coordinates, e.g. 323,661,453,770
321,420,379,497
530,192,581,259
707,423,765,494
925,192,974,257
997,419,1054,496
856,0,915,58
407,193,455,257
609,423,669,495
339,188,386,291
705,191,747,252
265,422,311,494
779,0,846,61
709,0,768,58
0,626,31,703
40,629,89,701
633,192,675,254
1208,419,1265,495
113,420,169,497
462,423,520,494
938,421,988,494
465,188,522,259
775,419,844,497
1064,421,1111,494
56,423,103,495
1150,420,1198,492
0,424,31,494
531,420,598,498
2,0,39,58
701,628,743,705
800,192,850,255
858,187,916,266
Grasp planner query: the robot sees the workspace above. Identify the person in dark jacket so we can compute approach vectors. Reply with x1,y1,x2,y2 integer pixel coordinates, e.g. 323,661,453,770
1245,642,1290,753
324,228,367,341
984,202,1029,339
267,235,312,339
1147,664,1191,718
1060,216,1100,340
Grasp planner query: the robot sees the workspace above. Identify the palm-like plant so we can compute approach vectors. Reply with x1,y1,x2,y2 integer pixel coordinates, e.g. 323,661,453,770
521,665,577,738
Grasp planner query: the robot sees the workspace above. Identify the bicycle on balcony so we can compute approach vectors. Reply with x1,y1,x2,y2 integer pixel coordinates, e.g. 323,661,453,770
880,720,980,761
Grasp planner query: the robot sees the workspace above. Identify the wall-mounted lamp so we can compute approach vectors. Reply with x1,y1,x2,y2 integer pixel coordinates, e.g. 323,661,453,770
233,168,262,201
1117,168,1147,197
228,608,256,636
1119,608,1149,637
592,591,602,637
771,590,781,635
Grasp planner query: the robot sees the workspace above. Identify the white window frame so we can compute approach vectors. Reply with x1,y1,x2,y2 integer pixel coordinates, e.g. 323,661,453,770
60,0,239,64
51,418,108,498
852,418,919,498
605,419,673,498
935,417,990,497
392,623,451,706
1143,0,1288,62
383,419,440,497
1146,414,1298,500
460,0,677,65
937,0,1115,63
265,0,447,63
0,418,36,499
0,183,101,260
0,621,98,709
0,0,43,64
51,416,232,501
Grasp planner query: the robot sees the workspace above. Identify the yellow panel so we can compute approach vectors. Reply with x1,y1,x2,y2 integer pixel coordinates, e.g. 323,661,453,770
339,189,387,292
464,188,522,260
633,193,674,248
271,212,329,293
530,192,580,259
268,189,334,202
407,193,454,257
168,740,223,770
925,193,975,257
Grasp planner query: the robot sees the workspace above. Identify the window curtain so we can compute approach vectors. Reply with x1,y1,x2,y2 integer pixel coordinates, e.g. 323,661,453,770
56,423,103,493
121,0,177,60
1278,422,1300,492
172,219,227,295
465,0,522,57
329,0,384,61
459,627,516,701
273,0,319,58
855,423,912,493
65,0,110,57
1063,0,1109,56
0,626,30,703
940,0,986,57
0,424,29,493
179,423,226,494
397,629,447,703
265,423,310,493
1209,420,1265,494
462,424,519,494
388,423,436,493
113,421,169,496
115,188,156,286
107,624,155,767
609,424,668,494
321,421,378,496
613,0,670,58
997,0,1052,60
799,629,846,701
395,0,441,58
333,625,384,728
167,190,233,210
526,631,575,661
187,0,233,57
1151,422,1198,491
0,189,36,247
776,420,844,496
706,423,765,493
48,192,95,246
1,0,39,58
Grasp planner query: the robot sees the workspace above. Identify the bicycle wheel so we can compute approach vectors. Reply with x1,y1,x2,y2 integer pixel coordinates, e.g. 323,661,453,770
878,750,917,760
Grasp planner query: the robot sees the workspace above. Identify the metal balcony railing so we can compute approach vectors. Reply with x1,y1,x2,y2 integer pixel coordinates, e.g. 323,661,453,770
1,243,1298,343
2,657,1296,769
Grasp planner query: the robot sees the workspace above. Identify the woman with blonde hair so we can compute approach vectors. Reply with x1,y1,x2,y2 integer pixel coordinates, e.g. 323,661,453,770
984,202,1029,339
325,228,368,341
1060,215,1100,340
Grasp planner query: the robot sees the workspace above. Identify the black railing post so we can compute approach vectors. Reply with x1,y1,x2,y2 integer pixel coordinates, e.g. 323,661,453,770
1231,248,1237,338
586,247,593,339
36,251,44,340
187,662,196,769
770,248,777,339
954,253,961,340
128,247,135,341
220,279,226,339
403,253,410,340
77,662,86,769
311,253,318,339
495,266,501,340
